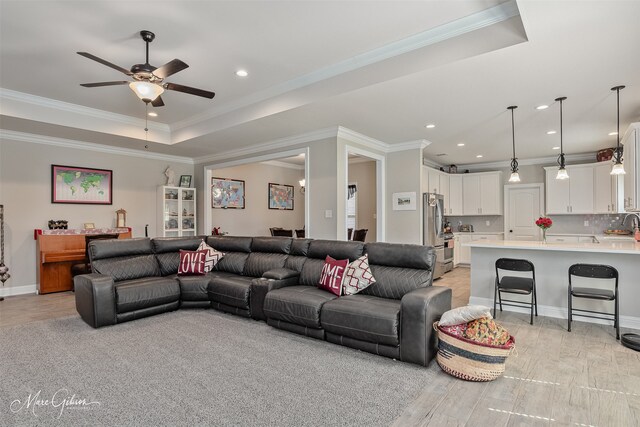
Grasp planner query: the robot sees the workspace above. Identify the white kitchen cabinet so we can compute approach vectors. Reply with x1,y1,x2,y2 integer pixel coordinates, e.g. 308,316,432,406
427,168,441,194
440,173,450,215
462,172,503,215
594,162,621,214
449,175,463,216
457,233,503,264
623,126,639,211
453,235,460,267
545,164,594,214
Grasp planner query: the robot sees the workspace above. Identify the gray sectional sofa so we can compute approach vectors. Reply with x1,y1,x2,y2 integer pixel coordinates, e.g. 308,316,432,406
75,235,451,366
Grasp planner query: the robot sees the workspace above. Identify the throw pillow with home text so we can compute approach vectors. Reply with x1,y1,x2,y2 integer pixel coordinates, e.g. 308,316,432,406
318,256,349,296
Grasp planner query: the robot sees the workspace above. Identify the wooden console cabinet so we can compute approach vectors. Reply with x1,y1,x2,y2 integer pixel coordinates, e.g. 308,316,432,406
35,228,131,294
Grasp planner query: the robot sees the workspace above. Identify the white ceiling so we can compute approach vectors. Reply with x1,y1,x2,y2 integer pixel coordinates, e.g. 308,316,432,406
1,0,639,165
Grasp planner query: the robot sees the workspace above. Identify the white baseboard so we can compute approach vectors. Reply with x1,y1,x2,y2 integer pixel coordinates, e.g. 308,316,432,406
0,284,37,297
469,296,640,331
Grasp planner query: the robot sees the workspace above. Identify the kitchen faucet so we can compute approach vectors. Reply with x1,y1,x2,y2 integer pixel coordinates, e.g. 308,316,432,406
622,213,640,230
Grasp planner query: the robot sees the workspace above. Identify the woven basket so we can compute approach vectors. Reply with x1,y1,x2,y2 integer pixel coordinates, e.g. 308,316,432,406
433,321,515,382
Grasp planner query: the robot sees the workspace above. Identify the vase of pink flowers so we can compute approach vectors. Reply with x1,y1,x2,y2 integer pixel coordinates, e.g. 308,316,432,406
535,217,553,243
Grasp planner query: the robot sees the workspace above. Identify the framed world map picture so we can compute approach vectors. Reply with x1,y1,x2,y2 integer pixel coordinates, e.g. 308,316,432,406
51,165,113,204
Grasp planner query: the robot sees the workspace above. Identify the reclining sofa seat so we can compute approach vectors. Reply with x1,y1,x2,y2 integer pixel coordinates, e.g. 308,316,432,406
263,240,365,339
207,236,291,317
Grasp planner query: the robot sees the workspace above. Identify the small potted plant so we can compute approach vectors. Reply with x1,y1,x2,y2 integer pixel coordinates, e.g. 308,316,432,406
535,217,553,243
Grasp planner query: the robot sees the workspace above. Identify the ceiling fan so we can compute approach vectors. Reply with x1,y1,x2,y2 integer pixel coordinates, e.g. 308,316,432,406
78,30,215,107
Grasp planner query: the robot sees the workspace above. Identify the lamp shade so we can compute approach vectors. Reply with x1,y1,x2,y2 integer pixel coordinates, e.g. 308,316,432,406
611,162,626,175
556,167,569,180
129,81,164,101
508,171,521,183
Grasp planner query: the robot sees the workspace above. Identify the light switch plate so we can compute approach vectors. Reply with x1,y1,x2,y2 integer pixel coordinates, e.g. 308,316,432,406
485,220,491,227
584,220,589,227
325,210,333,218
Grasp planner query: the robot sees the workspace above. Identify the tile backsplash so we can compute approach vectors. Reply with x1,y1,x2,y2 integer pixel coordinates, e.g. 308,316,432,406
446,214,637,234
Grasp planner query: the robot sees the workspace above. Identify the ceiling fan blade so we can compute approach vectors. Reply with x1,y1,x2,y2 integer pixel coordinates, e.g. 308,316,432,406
77,52,132,75
153,59,189,79
80,81,130,87
164,82,215,99
151,96,165,107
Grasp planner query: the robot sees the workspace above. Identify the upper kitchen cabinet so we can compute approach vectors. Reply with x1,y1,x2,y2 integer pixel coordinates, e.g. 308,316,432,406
545,164,595,214
623,125,640,212
594,162,622,214
462,172,503,215
448,174,463,216
427,168,441,194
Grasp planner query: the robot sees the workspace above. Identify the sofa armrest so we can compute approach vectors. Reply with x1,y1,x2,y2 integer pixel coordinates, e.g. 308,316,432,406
249,276,299,321
74,274,117,328
262,268,299,280
399,286,452,366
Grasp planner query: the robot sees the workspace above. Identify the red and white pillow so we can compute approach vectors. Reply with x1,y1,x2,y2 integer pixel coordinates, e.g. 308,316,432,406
178,250,208,275
342,254,376,295
198,240,225,272
318,256,349,296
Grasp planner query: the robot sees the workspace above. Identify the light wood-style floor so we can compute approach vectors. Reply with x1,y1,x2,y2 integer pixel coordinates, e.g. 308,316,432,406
1,268,638,427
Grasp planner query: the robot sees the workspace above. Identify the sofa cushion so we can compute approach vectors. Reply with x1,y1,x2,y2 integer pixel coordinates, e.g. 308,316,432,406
264,285,337,328
290,239,312,256
321,295,401,347
206,236,252,253
115,277,180,314
177,275,214,302
243,253,288,278
299,258,326,286
214,252,249,275
178,250,207,276
89,238,154,261
318,256,349,296
358,265,432,300
364,242,435,270
92,255,161,282
152,237,204,276
307,240,364,261
208,276,255,310
250,236,292,254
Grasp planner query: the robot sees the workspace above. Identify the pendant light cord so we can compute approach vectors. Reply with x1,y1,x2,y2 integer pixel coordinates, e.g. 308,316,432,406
508,106,518,173
614,86,623,162
556,97,567,168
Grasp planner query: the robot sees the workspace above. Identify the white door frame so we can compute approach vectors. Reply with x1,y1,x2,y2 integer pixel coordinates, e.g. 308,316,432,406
342,144,386,242
503,183,545,239
203,147,310,236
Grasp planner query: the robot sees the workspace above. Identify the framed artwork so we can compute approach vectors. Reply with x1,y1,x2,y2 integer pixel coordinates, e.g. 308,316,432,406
179,175,192,188
211,177,245,209
268,183,294,210
51,165,112,205
392,192,417,211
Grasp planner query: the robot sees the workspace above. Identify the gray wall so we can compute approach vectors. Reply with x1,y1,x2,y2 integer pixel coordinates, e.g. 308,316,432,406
0,137,193,292
386,148,423,244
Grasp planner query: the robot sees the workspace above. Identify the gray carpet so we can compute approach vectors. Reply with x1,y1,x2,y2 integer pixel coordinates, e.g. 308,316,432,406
0,309,434,426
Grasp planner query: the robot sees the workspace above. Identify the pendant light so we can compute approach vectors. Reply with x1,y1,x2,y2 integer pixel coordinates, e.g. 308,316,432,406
507,105,520,182
610,85,626,175
555,96,569,180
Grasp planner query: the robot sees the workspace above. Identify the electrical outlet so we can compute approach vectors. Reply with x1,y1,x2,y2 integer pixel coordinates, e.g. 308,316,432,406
373,214,377,219
584,220,589,227
485,220,491,227
325,210,333,219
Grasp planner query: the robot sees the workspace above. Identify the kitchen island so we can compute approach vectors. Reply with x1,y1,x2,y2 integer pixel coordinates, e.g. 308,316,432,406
467,239,640,329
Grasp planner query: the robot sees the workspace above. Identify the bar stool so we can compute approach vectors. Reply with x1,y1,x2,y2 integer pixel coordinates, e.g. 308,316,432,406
568,264,619,340
494,258,537,325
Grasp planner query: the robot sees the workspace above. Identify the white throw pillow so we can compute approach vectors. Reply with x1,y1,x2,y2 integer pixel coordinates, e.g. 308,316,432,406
197,240,225,273
342,254,376,295
438,305,493,326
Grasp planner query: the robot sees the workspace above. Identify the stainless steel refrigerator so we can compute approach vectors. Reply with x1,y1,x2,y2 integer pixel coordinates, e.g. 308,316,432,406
423,193,445,279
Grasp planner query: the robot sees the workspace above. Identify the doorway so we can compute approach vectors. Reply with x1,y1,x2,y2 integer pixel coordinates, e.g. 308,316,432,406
504,184,545,241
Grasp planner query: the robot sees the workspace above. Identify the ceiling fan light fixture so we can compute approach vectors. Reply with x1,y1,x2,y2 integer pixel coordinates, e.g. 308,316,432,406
129,81,164,101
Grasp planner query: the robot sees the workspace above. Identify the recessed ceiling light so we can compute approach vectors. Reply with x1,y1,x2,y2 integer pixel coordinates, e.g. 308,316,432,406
148,112,158,117
552,146,560,150
536,105,549,110
609,131,618,136
236,70,248,77
457,143,465,147
476,155,483,158
425,124,435,129
546,130,557,135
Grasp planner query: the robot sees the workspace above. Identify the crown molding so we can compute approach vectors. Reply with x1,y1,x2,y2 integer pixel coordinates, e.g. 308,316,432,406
193,127,338,164
423,157,444,169
0,130,193,164
336,126,388,152
454,152,595,171
260,160,305,170
387,139,431,153
0,88,170,134
171,0,520,132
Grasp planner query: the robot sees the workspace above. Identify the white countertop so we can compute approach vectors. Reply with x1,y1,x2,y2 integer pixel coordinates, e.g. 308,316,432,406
454,231,504,235
467,239,640,254
546,232,635,241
